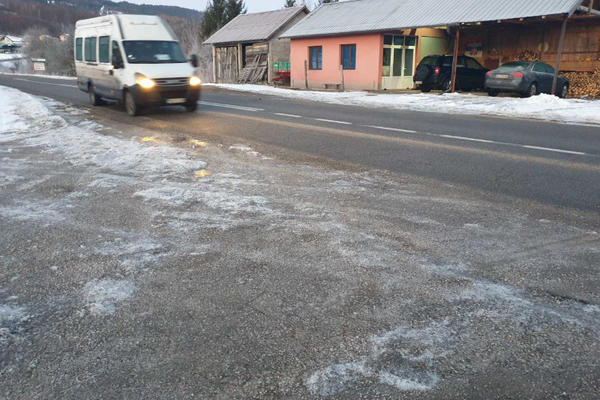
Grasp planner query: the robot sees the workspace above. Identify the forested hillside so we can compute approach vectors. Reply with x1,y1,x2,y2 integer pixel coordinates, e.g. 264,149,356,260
0,0,202,35
61,0,203,20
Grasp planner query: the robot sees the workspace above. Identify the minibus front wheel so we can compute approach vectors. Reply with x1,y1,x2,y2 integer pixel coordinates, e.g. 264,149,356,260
185,100,198,112
124,90,140,117
88,84,102,106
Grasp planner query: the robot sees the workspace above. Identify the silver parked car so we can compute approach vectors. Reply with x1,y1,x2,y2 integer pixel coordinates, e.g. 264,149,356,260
484,61,569,98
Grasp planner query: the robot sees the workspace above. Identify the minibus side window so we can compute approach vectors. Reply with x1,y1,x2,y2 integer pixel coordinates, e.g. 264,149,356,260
99,36,110,63
75,38,82,61
84,37,97,62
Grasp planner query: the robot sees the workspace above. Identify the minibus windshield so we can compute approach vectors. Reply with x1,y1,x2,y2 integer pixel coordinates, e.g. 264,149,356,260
122,41,187,64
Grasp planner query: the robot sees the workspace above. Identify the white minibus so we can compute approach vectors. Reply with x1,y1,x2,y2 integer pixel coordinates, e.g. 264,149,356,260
74,14,201,116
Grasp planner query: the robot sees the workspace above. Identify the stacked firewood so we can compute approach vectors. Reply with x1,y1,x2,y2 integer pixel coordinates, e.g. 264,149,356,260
563,69,600,99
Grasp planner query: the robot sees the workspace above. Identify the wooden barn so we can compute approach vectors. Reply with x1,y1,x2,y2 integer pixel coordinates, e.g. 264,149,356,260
204,7,308,84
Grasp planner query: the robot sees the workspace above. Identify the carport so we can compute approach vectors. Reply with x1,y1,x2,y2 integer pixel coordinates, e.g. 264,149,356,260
386,0,600,94
442,0,600,94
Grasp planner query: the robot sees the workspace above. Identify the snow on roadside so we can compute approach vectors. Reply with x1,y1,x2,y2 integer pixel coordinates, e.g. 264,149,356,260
0,85,206,178
0,71,76,80
0,54,24,61
210,83,600,126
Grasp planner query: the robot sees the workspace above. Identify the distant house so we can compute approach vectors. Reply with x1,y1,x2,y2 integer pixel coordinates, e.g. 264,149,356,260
204,7,308,84
0,35,22,54
282,0,600,91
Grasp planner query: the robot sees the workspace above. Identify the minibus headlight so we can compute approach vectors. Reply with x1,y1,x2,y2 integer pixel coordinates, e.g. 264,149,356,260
189,76,202,86
137,76,155,89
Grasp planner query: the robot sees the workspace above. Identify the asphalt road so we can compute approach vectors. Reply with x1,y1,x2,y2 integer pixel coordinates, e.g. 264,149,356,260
1,73,599,212
2,75,600,399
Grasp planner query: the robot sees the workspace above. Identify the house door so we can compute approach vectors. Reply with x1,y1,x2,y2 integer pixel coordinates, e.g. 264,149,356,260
381,35,417,90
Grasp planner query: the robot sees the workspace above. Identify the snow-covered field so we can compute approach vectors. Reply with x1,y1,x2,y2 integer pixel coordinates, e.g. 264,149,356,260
1,85,599,398
211,83,600,125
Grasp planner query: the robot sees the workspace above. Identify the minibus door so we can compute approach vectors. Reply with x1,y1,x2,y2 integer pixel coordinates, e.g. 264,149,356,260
110,41,126,100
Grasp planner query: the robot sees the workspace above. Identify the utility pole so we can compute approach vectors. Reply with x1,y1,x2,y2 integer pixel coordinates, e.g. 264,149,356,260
451,26,460,92
552,15,568,95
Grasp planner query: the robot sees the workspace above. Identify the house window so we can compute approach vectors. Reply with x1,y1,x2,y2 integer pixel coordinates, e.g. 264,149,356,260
84,37,97,62
75,38,82,61
98,36,110,63
309,46,322,70
341,44,356,70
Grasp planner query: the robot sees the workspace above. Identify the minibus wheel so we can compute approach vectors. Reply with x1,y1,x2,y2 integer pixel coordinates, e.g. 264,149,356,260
185,101,197,112
88,85,102,106
124,91,139,116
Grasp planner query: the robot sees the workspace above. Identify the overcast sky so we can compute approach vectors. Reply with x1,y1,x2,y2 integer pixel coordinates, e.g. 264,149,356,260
127,0,299,13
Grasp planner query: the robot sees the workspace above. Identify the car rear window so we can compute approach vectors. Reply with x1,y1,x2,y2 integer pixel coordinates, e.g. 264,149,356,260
420,56,438,66
498,62,531,71
441,56,465,68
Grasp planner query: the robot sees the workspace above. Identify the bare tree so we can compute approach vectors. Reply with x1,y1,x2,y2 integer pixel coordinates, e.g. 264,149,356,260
23,27,75,76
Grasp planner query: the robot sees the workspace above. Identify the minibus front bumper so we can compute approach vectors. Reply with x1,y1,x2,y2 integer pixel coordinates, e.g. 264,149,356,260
130,77,201,107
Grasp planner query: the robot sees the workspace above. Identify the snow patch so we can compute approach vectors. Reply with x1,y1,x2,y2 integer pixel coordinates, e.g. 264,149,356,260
0,200,65,225
0,304,29,342
0,304,26,325
95,236,167,270
134,184,269,213
229,145,261,157
306,320,449,396
378,370,439,391
306,361,370,397
83,279,136,316
95,237,163,257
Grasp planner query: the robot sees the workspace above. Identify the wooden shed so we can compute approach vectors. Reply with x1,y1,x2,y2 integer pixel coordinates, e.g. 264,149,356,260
203,7,308,84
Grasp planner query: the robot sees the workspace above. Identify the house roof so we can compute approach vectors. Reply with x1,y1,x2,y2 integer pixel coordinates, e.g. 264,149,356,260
1,35,22,44
281,0,585,39
204,6,308,45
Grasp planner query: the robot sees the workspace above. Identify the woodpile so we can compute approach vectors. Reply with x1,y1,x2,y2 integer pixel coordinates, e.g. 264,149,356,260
515,50,541,62
563,69,600,99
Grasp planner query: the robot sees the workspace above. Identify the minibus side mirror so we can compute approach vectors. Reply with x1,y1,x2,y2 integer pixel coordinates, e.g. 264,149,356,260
189,54,198,68
112,54,124,69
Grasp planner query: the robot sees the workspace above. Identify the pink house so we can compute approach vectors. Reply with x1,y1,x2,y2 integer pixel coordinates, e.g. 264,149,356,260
281,1,448,91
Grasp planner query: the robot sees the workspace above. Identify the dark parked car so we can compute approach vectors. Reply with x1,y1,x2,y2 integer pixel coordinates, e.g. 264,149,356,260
414,55,488,92
485,61,569,98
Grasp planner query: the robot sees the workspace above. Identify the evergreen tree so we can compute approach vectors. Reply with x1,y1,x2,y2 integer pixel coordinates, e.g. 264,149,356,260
226,0,246,21
201,0,245,38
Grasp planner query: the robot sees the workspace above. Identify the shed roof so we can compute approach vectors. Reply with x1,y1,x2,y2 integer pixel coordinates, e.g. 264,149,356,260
204,6,308,45
282,0,584,39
